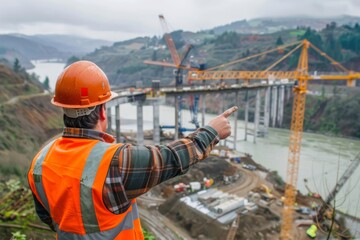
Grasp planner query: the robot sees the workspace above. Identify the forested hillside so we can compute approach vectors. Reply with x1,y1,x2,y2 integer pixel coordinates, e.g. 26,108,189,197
79,22,360,87
78,20,360,138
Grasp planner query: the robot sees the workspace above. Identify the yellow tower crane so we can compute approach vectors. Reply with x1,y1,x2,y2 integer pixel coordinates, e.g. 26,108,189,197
187,39,360,239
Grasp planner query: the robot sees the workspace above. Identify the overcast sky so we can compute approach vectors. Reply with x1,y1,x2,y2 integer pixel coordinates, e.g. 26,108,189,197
0,0,359,42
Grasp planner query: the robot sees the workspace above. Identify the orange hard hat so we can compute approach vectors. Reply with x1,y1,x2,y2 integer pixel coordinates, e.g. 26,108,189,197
51,61,117,108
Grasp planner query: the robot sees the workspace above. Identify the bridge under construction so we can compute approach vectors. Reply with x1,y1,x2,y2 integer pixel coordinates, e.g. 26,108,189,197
106,33,360,239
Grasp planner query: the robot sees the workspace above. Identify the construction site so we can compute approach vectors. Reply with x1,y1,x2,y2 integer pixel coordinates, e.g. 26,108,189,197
132,15,360,240
1,13,360,240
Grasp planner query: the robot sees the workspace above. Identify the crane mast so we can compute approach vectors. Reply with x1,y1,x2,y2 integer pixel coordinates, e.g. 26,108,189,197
279,40,309,240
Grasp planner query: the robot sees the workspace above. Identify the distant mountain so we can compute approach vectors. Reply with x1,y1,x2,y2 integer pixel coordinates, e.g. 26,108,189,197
210,15,360,35
82,15,360,89
21,34,113,56
0,34,62,68
0,34,113,69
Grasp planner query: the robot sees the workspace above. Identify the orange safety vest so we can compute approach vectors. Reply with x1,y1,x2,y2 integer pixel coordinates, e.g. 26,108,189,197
28,137,144,240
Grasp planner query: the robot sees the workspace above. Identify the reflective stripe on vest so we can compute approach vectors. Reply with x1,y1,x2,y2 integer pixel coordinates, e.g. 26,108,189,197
55,203,139,240
80,141,109,233
32,140,56,213
32,140,141,238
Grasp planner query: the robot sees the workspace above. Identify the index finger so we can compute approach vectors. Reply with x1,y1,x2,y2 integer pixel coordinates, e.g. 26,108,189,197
222,106,238,118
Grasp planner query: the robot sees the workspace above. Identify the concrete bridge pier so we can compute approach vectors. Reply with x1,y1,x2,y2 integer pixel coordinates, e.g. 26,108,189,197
115,105,121,143
174,96,180,140
244,90,249,141
219,93,225,146
153,99,160,145
263,86,271,135
107,106,112,133
202,94,206,127
253,89,261,143
233,91,239,150
277,85,285,127
136,101,144,145
286,85,292,101
244,89,261,143
271,86,278,127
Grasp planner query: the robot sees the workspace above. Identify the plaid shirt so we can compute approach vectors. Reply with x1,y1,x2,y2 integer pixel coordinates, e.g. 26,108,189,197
34,126,219,221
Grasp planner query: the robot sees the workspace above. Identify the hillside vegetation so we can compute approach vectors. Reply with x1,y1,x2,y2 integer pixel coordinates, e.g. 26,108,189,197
77,19,360,138
283,85,360,138
0,60,62,182
79,21,360,88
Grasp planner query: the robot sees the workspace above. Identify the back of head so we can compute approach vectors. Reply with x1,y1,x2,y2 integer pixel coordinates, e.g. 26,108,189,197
51,60,117,128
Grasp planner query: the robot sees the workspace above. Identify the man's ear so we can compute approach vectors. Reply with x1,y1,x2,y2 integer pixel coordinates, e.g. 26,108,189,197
99,104,106,121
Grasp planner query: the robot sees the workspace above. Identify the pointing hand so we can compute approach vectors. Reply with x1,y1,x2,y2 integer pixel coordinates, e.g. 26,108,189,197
208,106,238,139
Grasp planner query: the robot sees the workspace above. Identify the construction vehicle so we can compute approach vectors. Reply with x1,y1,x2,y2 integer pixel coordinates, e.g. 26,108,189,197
144,15,200,136
187,39,359,239
308,152,360,237
260,184,274,199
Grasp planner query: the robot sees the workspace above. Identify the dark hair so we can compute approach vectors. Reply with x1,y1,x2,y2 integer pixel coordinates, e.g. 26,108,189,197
64,104,103,129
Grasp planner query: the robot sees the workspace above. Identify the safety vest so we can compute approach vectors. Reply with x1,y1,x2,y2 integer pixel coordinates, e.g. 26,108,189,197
28,137,144,240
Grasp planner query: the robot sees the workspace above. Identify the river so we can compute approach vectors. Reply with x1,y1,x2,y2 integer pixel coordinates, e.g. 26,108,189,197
27,61,360,233
27,60,66,91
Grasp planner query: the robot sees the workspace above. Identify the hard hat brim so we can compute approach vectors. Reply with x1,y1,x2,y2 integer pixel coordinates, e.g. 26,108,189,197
52,90,118,109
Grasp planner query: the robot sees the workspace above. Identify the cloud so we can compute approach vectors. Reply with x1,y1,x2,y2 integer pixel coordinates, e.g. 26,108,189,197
0,0,359,41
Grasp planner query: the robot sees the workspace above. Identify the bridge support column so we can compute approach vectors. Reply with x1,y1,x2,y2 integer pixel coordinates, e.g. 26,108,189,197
286,85,292,101
244,90,249,141
201,94,206,127
219,93,224,115
219,93,225,146
278,85,285,127
271,86,278,127
107,106,112,133
233,91,239,150
115,105,121,143
264,86,271,135
254,89,260,143
174,96,179,140
136,101,144,145
153,99,160,145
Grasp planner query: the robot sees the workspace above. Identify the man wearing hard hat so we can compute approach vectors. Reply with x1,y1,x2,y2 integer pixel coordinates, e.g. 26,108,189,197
28,61,238,239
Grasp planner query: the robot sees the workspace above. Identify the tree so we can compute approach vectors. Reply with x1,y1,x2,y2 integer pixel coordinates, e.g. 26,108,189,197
325,21,337,30
214,31,240,48
66,56,81,66
13,58,21,73
300,27,323,49
324,32,343,61
43,76,50,91
151,50,157,61
276,36,284,46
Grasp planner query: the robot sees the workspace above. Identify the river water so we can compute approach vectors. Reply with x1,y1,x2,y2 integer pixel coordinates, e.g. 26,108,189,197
27,61,360,232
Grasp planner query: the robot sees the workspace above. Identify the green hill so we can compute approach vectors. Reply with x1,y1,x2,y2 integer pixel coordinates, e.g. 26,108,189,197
0,60,62,182
79,19,360,139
